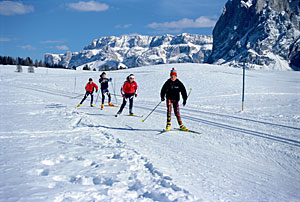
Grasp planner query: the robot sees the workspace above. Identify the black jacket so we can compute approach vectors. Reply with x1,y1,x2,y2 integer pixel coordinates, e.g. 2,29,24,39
99,77,111,90
161,79,187,101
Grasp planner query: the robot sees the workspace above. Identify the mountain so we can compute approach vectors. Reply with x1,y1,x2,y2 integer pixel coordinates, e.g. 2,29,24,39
208,0,300,70
44,33,213,70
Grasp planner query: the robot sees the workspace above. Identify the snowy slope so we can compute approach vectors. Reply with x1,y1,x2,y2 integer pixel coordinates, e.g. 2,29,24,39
0,64,299,201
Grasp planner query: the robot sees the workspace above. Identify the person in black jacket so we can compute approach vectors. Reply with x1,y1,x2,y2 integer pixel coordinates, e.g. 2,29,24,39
99,72,114,110
161,68,188,131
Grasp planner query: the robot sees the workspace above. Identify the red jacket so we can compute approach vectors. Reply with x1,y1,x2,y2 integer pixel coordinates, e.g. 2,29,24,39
122,81,137,94
85,82,98,93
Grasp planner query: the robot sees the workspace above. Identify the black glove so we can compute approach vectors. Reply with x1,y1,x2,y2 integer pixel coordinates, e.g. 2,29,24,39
183,100,186,106
109,78,112,81
96,90,98,93
161,97,165,102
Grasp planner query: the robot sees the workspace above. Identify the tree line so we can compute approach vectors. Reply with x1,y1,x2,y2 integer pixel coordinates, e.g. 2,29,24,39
0,55,66,68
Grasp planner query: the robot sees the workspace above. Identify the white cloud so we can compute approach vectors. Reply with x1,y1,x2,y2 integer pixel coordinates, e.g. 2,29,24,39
67,1,109,12
19,45,36,50
0,1,34,16
115,24,132,29
56,45,69,51
0,37,16,42
148,16,216,29
41,40,64,44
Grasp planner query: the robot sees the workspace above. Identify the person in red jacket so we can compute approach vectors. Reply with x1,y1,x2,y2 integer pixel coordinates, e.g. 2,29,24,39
77,78,98,107
115,74,138,117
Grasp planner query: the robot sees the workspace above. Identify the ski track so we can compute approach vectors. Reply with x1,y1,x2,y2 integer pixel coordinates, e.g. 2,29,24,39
1,64,300,201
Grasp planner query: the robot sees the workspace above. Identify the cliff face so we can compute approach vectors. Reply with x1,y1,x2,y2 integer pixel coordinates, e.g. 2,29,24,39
208,0,300,70
45,33,213,69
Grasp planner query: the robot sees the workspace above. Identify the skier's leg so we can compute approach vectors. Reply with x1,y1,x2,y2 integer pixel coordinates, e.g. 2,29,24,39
90,92,94,105
129,96,133,114
101,90,105,105
166,99,172,129
80,92,88,104
118,98,127,114
108,91,111,103
173,101,183,126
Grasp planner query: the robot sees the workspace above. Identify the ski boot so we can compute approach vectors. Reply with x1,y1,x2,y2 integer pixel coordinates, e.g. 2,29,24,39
77,104,81,107
115,113,120,117
108,102,114,107
179,124,189,131
166,122,171,131
101,104,104,110
90,104,95,107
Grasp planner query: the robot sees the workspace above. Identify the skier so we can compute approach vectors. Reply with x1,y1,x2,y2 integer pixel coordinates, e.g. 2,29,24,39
115,74,138,117
99,72,114,110
77,78,98,107
160,68,188,131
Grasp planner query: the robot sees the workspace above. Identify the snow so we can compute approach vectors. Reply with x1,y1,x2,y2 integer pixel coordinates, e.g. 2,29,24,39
0,63,300,201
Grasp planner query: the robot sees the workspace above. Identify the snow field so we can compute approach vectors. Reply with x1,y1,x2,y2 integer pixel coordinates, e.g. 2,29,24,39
0,64,299,201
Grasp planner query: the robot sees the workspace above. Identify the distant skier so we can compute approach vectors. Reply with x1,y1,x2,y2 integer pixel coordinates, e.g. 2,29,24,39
77,78,98,107
115,74,138,117
160,68,188,131
99,72,114,110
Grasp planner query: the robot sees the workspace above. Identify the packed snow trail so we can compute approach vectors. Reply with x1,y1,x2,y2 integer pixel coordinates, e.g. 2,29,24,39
0,64,299,201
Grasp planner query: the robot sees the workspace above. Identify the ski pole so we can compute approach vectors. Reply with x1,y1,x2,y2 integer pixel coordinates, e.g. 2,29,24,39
110,80,118,105
141,101,162,122
187,88,192,99
95,90,100,105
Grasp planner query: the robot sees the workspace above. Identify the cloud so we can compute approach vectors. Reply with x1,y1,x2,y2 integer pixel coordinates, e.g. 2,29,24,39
67,1,109,12
19,45,36,50
56,45,69,51
148,16,216,29
0,1,34,16
40,40,65,44
115,24,132,29
0,37,17,42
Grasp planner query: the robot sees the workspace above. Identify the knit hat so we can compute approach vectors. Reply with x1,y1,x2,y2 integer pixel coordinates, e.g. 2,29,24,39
170,68,177,77
89,78,93,81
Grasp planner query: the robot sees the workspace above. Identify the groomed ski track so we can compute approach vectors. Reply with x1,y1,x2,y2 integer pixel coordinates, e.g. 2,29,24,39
0,64,299,201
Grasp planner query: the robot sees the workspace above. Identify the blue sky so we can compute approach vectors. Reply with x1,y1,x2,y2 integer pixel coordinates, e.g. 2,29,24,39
0,0,227,60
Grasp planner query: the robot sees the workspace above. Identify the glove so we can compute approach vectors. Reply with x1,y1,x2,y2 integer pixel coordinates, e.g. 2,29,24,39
96,90,98,93
122,94,125,98
135,94,137,97
161,97,165,102
183,100,186,106
109,78,112,81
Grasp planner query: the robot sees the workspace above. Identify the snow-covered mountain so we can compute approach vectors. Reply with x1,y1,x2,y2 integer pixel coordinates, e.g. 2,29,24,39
45,33,213,70
208,0,300,70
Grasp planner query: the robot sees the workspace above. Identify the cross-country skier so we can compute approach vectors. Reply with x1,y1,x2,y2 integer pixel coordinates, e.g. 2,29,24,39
160,68,188,131
77,78,98,107
99,72,114,110
115,74,138,117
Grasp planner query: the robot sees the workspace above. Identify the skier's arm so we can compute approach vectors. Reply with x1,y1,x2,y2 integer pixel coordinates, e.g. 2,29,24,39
160,81,168,101
180,82,188,101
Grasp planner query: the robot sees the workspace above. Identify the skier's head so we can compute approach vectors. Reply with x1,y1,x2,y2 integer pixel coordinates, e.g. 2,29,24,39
170,68,177,81
100,72,106,78
127,74,135,82
89,78,93,82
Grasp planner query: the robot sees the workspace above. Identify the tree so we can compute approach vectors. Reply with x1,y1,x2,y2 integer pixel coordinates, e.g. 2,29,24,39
83,64,90,70
38,60,43,67
34,59,38,67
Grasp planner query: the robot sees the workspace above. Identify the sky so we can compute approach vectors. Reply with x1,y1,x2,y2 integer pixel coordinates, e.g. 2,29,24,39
0,0,228,61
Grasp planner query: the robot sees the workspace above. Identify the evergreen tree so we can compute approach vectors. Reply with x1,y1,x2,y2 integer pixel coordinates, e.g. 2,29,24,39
34,59,38,67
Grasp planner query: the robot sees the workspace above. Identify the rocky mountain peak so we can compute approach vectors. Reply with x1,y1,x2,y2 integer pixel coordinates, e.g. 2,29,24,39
208,0,300,70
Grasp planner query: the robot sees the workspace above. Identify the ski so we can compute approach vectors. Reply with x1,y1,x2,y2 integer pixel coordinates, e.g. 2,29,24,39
173,128,201,135
104,104,119,107
127,114,143,118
